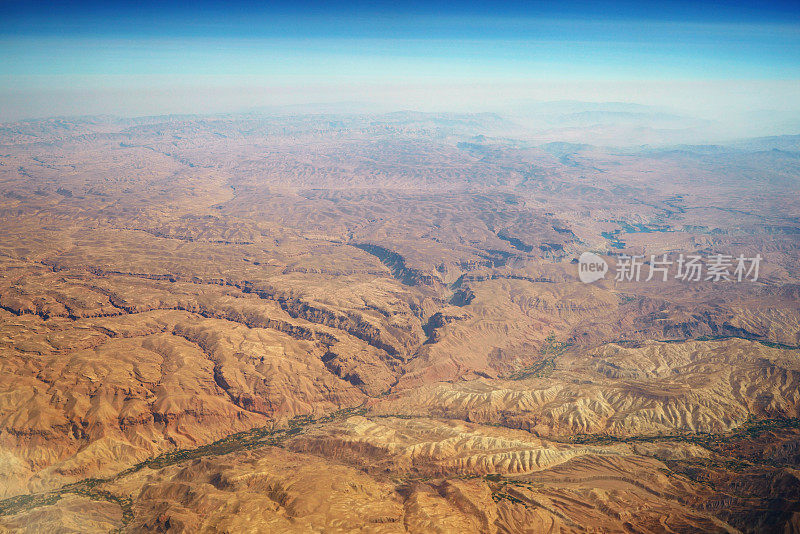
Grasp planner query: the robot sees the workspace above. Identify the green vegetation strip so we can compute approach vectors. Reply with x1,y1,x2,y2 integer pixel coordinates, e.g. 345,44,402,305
1,395,797,524
506,333,572,381
0,407,366,522
568,416,800,448
615,336,800,350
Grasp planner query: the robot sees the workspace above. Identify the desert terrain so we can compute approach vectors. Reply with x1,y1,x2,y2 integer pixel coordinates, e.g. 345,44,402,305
0,111,798,532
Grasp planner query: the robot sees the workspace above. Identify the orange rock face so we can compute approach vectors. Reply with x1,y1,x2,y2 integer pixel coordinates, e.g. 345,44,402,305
0,114,799,532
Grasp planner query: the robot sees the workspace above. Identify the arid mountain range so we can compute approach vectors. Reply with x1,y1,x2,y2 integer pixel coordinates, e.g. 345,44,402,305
0,112,798,532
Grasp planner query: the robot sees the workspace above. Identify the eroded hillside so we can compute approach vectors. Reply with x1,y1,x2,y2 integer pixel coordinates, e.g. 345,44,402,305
0,113,799,532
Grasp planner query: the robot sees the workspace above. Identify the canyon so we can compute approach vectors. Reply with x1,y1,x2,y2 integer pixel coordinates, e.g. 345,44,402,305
0,112,798,532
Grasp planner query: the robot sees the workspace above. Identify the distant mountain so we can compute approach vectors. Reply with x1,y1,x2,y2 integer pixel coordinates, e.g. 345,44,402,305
728,134,800,152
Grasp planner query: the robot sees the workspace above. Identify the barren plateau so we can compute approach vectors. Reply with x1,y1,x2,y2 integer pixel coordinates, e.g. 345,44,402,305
0,112,799,532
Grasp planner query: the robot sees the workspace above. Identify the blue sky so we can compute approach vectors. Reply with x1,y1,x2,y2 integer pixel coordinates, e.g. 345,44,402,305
1,1,799,120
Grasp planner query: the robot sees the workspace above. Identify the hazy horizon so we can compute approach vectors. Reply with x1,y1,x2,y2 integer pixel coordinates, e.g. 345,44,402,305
2,0,800,142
